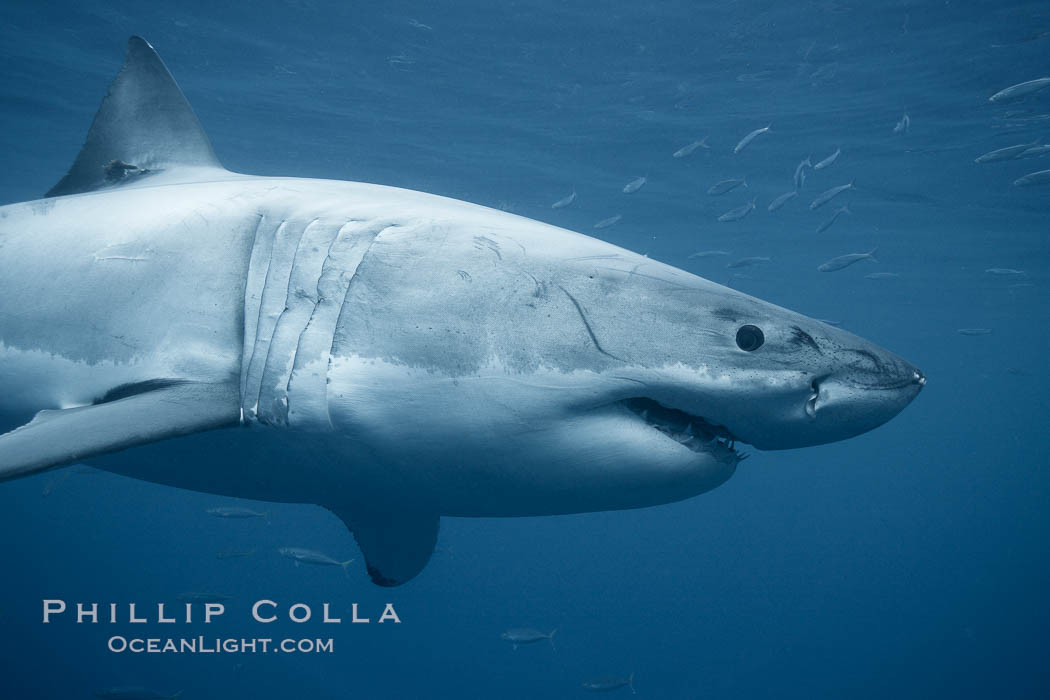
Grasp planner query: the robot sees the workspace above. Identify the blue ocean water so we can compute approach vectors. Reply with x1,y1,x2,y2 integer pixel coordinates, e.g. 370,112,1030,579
0,0,1047,697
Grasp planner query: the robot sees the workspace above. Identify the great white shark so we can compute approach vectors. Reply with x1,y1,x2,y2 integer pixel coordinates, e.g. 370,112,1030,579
0,37,924,586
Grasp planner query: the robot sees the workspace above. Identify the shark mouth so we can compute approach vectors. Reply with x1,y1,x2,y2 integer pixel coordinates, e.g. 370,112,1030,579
622,397,747,465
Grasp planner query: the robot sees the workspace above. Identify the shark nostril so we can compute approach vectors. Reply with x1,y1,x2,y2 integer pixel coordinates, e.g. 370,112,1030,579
805,393,818,419
805,376,824,419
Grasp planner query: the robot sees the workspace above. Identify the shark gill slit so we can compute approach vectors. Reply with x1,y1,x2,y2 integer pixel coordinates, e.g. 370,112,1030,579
316,221,391,429
318,223,366,432
257,218,338,425
238,212,268,404
242,218,291,417
285,221,349,369
245,216,314,421
252,218,318,417
283,219,357,430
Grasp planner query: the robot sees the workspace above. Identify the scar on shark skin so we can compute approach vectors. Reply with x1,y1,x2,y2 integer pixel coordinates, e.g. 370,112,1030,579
472,235,502,261
557,285,624,362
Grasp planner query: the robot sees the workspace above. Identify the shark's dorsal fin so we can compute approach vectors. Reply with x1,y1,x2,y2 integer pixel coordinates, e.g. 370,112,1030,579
46,36,223,197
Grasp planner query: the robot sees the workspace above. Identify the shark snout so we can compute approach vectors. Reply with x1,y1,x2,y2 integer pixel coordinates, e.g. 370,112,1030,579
802,353,924,444
741,345,924,451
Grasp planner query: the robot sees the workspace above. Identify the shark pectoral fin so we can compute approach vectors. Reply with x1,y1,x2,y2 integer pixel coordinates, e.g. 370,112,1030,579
0,382,240,482
326,506,439,587
47,35,225,198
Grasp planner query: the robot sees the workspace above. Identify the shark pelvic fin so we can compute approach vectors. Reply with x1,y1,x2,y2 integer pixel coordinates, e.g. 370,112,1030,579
46,36,224,197
325,506,440,587
0,381,240,481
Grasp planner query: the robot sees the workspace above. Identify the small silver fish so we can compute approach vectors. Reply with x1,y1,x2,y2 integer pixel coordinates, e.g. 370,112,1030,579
974,140,1040,163
278,547,355,576
1018,144,1050,158
623,176,647,194
813,147,841,170
707,177,747,195
727,256,772,269
815,204,850,233
672,137,709,158
957,328,993,336
817,247,878,272
500,627,556,651
893,113,910,134
1013,169,1050,186
767,190,798,211
865,272,899,280
93,688,183,700
582,674,635,694
810,180,855,209
551,189,576,209
733,123,771,154
985,268,1026,277
688,250,732,258
593,214,622,229
989,77,1050,103
206,506,268,519
818,318,843,327
718,198,756,222
386,54,415,68
794,157,811,189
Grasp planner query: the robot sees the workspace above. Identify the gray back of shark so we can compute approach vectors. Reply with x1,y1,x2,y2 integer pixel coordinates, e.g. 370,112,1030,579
0,37,925,587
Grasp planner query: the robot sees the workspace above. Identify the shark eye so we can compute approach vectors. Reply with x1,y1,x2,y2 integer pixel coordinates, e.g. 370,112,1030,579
736,325,765,351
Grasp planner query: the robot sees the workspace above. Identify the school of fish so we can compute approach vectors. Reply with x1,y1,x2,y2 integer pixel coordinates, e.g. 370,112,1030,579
545,74,1047,342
